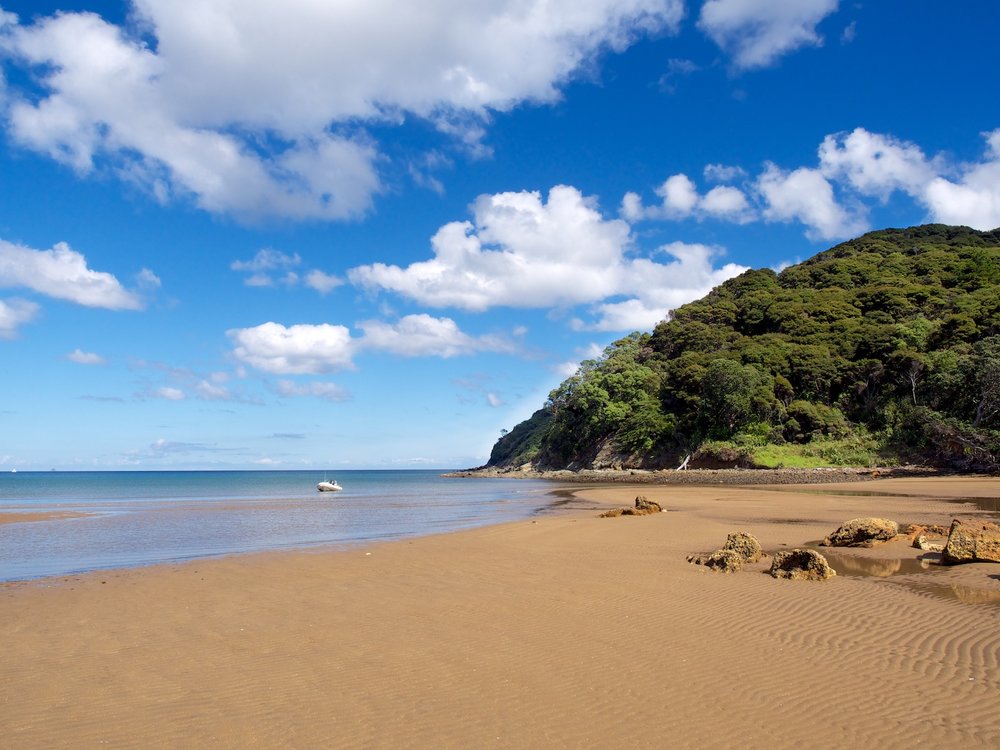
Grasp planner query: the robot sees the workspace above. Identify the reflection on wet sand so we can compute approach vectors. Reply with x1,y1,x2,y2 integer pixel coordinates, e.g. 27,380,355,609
900,580,1000,606
810,548,941,578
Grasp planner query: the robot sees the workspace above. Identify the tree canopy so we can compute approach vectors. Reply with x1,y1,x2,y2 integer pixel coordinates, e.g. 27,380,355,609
487,225,1000,472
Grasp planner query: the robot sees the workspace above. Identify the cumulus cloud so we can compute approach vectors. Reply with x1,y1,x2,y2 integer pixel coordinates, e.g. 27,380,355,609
350,185,746,329
67,348,105,365
0,1,683,221
818,127,1000,231
622,174,754,223
819,128,938,200
228,322,355,375
923,135,1000,229
304,270,344,295
623,127,1000,241
229,313,518,376
0,239,143,309
698,0,840,69
357,314,515,358
231,249,344,294
756,163,866,241
351,186,632,310
577,241,748,331
0,297,38,339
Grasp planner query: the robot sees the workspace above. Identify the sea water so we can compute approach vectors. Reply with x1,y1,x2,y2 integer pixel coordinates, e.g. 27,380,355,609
0,470,560,582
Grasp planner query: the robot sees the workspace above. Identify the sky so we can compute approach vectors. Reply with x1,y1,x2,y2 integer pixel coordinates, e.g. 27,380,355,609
1,1,999,471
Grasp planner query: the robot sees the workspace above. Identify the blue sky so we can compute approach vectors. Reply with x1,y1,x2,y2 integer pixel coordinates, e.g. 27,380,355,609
1,0,998,470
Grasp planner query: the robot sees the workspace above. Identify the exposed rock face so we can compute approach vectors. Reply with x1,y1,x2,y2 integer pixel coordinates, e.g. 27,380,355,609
942,519,1000,564
821,517,899,548
722,532,763,564
769,549,836,580
687,549,744,573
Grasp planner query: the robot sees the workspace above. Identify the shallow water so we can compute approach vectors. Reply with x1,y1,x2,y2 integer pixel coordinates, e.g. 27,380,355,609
0,470,562,582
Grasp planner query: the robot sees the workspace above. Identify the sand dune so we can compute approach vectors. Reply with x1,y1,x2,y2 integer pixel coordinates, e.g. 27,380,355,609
2,477,998,748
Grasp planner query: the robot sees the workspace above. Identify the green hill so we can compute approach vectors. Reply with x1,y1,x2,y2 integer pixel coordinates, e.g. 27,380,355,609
487,225,1000,473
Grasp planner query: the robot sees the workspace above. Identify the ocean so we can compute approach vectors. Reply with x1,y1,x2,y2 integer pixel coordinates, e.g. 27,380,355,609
0,470,562,582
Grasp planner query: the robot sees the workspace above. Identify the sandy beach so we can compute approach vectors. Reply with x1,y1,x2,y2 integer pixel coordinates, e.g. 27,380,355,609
2,476,999,748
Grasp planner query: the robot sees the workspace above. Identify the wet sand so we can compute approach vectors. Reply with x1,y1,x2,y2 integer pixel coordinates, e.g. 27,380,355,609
0,510,91,525
2,476,999,748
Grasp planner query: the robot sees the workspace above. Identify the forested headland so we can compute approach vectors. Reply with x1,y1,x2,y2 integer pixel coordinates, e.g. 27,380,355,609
487,225,1000,473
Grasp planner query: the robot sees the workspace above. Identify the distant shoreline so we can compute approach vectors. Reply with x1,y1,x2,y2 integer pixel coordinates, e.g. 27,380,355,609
444,465,952,485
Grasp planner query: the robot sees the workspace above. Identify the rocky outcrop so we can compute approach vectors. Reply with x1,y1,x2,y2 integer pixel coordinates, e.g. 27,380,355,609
722,532,763,564
687,548,744,573
942,519,1000,564
769,549,836,580
687,531,763,572
599,495,663,517
821,518,898,548
634,496,662,513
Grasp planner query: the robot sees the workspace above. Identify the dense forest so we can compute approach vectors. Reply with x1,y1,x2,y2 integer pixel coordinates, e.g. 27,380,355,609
487,225,1000,472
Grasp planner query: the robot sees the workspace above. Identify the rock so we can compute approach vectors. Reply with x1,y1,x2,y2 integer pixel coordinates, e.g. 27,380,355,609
902,523,949,538
722,531,763,563
687,549,743,573
599,496,662,517
634,495,662,513
769,549,836,580
913,535,944,552
942,519,1000,564
821,517,899,548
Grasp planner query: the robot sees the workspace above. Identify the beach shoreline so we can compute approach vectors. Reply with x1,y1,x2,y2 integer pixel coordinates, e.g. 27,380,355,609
444,464,952,484
3,476,999,748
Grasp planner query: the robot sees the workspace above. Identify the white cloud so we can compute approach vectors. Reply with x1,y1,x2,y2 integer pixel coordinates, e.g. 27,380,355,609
351,185,747,330
623,127,1000,240
486,392,504,407
0,239,142,309
274,380,350,403
136,268,161,289
231,249,302,287
756,163,867,241
228,321,355,375
67,348,105,365
193,380,231,400
357,314,515,358
304,270,344,295
231,249,301,273
577,241,748,331
922,130,1000,230
658,174,700,217
0,1,684,221
698,0,839,69
0,297,38,339
625,174,754,223
351,186,632,310
819,127,937,200
818,127,1000,231
229,313,513,376
154,386,185,401
703,163,747,183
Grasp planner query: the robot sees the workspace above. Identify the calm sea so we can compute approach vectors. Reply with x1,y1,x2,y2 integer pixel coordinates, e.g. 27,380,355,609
0,470,562,582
